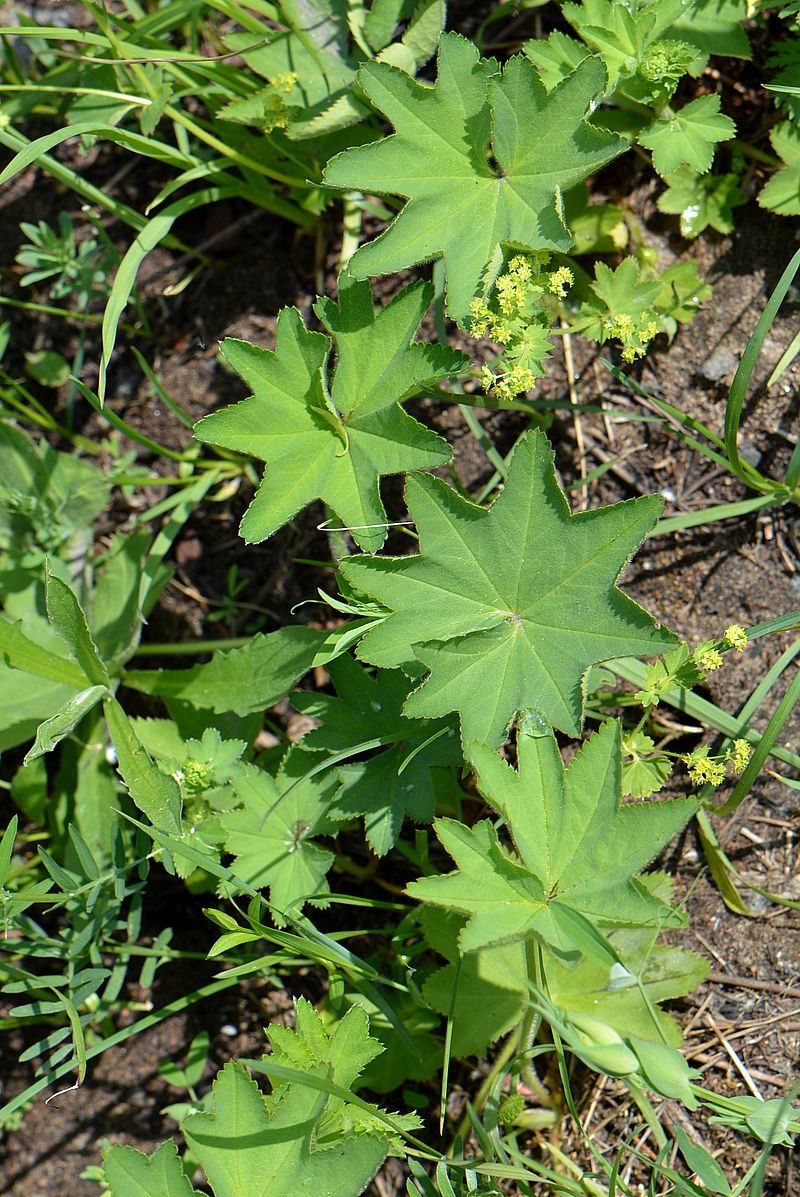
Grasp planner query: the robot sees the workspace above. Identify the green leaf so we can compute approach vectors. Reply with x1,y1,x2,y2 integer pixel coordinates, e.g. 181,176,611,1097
123,625,329,716
522,31,590,91
672,1126,732,1195
421,903,706,1058
622,731,673,798
24,349,70,388
759,123,800,215
182,1060,388,1197
24,683,108,764
657,166,745,236
408,720,695,952
44,564,109,687
0,615,88,688
293,657,460,854
222,750,339,923
670,0,751,60
194,275,463,551
638,94,735,176
343,428,676,744
323,36,624,323
103,1139,201,1197
104,698,182,833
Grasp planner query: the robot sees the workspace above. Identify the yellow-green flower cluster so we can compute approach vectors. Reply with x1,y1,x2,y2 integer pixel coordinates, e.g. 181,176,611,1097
681,748,726,787
723,624,748,651
694,645,723,672
604,311,660,363
727,738,752,773
682,737,751,788
471,254,570,399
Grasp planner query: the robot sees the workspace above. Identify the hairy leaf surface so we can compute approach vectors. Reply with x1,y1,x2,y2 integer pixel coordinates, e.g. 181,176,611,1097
323,34,624,323
343,428,676,744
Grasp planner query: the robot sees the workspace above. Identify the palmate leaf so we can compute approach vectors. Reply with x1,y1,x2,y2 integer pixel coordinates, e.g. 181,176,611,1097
194,274,464,551
342,428,676,746
323,34,625,323
183,1061,388,1197
293,657,461,854
103,1139,201,1197
222,750,339,923
408,720,696,952
420,897,707,1058
638,93,735,176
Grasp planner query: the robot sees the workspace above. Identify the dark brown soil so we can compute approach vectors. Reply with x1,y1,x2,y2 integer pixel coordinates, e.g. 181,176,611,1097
1,7,799,1195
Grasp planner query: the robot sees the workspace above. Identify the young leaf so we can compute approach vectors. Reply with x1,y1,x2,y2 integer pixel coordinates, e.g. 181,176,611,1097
323,35,624,323
638,94,735,176
293,657,461,855
657,166,745,236
24,684,108,764
408,720,696,952
44,565,109,687
343,428,676,745
194,275,463,552
182,1060,388,1197
222,750,339,923
123,625,329,716
103,1140,201,1197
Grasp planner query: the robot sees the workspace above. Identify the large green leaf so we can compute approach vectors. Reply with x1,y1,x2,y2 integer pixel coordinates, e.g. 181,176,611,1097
223,750,339,922
293,657,461,854
182,1060,388,1197
420,898,707,1058
194,275,462,551
103,1140,201,1197
407,720,696,952
323,34,624,323
342,428,676,745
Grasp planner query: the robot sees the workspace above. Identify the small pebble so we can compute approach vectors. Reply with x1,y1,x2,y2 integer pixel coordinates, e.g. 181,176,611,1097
220,1024,239,1038
699,348,738,381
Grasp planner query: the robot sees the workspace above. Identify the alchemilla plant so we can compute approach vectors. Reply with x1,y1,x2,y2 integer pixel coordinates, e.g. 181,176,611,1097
2,3,800,1196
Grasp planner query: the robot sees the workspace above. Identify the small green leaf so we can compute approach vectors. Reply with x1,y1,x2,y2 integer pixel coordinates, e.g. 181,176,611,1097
24,684,108,763
639,94,735,176
123,626,329,716
0,815,18,887
0,615,88,688
44,565,109,687
24,349,70,388
104,699,182,833
672,1125,732,1194
182,1060,388,1197
222,751,339,923
759,123,800,215
657,166,745,236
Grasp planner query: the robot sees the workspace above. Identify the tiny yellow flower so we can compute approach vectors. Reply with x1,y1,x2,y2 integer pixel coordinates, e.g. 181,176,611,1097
728,739,752,773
